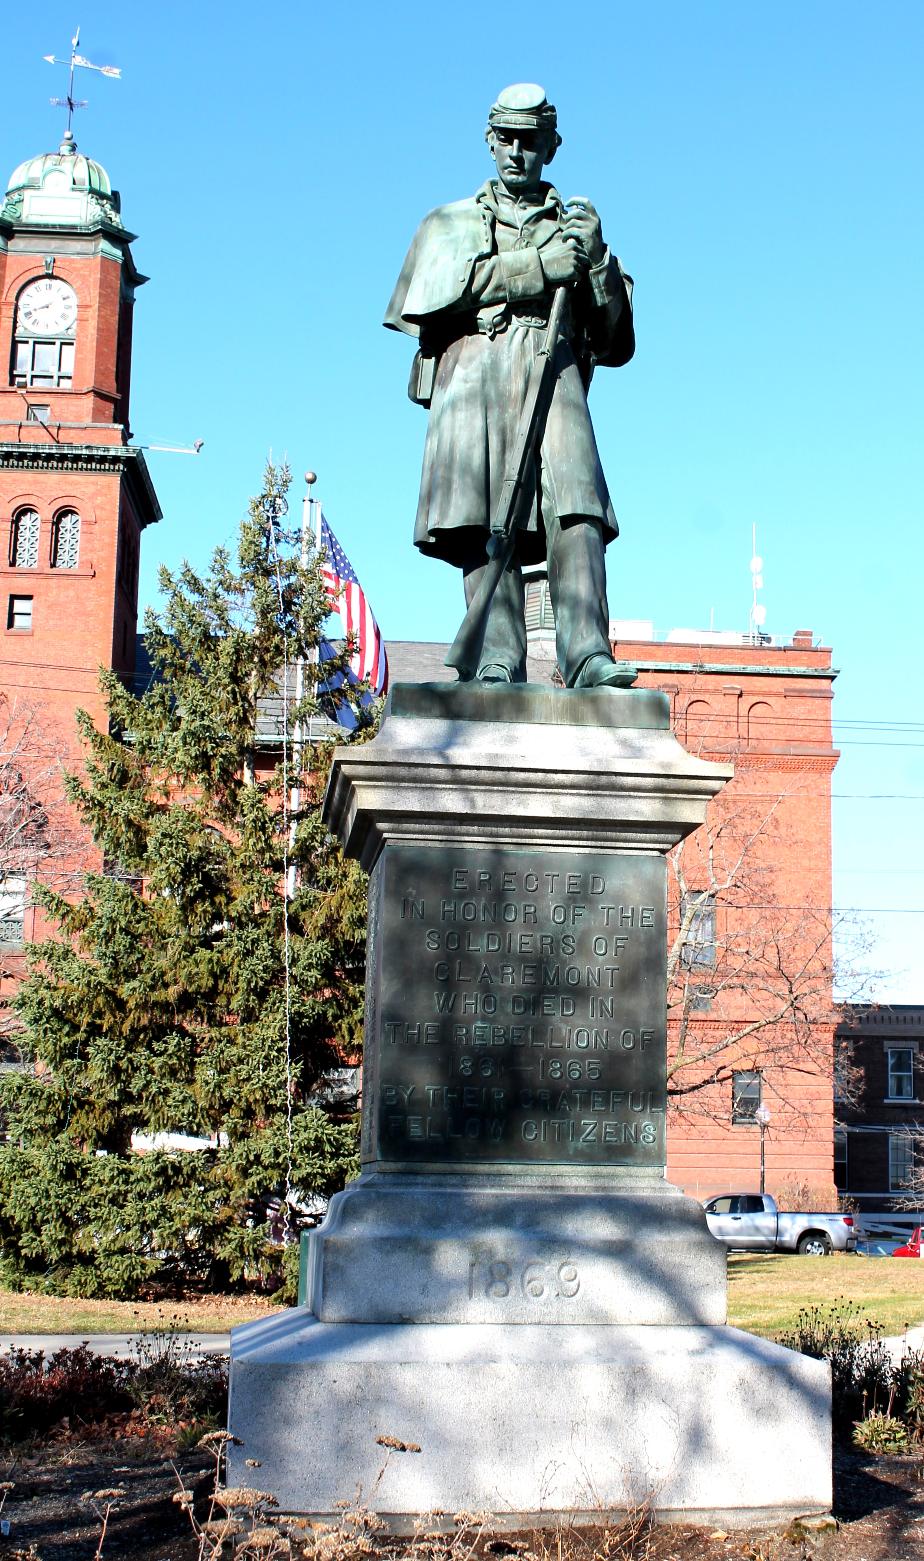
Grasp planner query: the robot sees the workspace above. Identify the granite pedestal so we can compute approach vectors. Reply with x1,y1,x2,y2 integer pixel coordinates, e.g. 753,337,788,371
228,685,832,1527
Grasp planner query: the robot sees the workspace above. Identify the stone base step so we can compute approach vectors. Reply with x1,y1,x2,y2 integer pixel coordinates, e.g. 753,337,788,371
228,1311,831,1529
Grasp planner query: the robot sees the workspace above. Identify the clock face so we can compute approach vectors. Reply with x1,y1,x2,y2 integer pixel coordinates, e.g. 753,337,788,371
16,277,78,336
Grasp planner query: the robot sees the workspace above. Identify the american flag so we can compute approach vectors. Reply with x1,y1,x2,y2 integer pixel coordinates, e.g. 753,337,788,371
317,638,370,733
318,513,388,701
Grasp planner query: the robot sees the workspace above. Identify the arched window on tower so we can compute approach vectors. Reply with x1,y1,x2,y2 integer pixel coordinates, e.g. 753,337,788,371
51,509,80,569
11,277,78,389
10,508,40,568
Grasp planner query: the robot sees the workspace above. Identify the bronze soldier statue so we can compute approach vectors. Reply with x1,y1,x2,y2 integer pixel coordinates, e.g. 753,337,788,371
385,83,637,688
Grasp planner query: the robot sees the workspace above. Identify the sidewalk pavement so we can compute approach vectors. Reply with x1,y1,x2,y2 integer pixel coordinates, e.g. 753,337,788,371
2,1326,922,1364
878,1325,924,1363
0,1332,230,1358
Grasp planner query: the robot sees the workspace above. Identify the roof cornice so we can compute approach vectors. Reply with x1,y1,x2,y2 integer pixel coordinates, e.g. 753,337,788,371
631,660,838,681
0,441,161,526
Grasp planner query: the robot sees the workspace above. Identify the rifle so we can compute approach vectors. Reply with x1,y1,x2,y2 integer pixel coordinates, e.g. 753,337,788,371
444,285,568,681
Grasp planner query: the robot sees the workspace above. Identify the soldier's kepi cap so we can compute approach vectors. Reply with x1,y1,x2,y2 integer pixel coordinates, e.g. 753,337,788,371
486,83,562,147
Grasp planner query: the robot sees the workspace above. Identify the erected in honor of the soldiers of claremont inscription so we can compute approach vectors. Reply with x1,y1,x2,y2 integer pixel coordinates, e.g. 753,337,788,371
371,845,667,1167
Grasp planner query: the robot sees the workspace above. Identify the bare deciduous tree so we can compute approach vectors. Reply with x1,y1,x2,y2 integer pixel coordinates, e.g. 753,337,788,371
881,1124,924,1214
666,789,871,1123
0,693,89,1046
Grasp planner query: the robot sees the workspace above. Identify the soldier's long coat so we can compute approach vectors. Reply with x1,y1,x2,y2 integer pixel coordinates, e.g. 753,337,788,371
384,180,635,567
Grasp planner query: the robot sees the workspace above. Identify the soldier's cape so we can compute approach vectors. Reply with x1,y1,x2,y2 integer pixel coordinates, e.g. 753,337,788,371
384,183,634,373
385,196,497,336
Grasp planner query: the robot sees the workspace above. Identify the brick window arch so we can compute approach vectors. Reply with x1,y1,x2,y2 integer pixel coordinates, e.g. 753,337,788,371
51,509,80,569
682,699,713,747
11,277,78,389
10,508,40,568
746,700,773,744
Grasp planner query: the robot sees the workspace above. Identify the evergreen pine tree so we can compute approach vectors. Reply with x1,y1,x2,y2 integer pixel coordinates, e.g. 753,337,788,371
0,464,370,1298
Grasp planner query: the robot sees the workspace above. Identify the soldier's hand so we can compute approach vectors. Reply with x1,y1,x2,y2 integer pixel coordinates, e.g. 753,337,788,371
563,198,606,267
540,238,588,286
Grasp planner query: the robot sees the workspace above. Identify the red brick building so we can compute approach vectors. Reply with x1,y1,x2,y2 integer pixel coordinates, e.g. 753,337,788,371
0,134,160,977
624,625,838,1200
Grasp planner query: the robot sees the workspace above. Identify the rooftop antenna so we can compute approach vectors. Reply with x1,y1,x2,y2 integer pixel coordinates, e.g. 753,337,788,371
44,26,121,141
749,523,767,644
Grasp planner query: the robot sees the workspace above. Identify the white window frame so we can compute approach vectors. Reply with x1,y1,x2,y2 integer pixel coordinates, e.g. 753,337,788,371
887,1047,915,1102
12,335,76,389
0,876,26,946
732,1069,762,1124
6,594,33,632
680,889,717,969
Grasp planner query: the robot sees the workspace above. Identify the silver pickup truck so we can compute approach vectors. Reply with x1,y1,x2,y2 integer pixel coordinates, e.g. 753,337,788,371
703,1193,857,1255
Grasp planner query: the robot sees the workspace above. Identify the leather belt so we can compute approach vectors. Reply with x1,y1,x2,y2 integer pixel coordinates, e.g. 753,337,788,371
475,303,558,338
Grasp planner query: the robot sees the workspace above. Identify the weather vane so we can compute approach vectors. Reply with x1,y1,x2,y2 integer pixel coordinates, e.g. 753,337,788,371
43,26,121,138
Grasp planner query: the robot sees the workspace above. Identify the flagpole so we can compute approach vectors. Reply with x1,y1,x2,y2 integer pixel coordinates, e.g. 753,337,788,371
312,482,323,706
286,471,318,900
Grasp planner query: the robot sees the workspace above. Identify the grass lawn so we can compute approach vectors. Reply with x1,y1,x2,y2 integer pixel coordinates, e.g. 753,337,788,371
0,1287,283,1336
727,1251,924,1338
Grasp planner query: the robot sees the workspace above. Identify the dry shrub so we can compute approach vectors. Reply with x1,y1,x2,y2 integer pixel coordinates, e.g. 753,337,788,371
172,1478,658,1561
0,1321,228,1446
524,1506,654,1561
126,1314,228,1427
778,1300,924,1441
772,1177,839,1212
0,1346,130,1442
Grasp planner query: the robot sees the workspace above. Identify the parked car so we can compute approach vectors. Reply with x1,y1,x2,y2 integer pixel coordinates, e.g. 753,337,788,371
703,1193,857,1255
893,1227,924,1258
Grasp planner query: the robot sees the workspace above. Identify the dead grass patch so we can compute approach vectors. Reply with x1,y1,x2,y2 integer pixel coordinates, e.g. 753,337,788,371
0,1289,282,1336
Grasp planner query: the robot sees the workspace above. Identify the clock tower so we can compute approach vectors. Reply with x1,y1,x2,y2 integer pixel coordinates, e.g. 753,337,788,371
0,131,161,733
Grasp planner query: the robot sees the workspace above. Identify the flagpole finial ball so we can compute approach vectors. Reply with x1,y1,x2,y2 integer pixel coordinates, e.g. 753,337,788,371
305,471,318,487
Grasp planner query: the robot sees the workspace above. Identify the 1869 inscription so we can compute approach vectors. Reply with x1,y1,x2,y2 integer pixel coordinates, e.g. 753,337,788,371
370,846,667,1168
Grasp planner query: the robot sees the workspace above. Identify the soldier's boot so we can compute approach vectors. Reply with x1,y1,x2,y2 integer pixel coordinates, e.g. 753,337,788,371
547,514,637,689
462,552,528,683
574,652,637,689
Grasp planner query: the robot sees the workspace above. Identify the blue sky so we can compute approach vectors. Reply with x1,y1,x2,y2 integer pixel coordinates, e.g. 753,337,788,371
5,2,922,998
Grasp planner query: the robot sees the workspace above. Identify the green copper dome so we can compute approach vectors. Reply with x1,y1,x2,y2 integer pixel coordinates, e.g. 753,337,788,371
2,133,123,228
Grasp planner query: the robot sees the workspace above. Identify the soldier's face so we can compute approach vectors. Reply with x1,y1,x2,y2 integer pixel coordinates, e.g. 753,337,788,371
489,127,552,194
